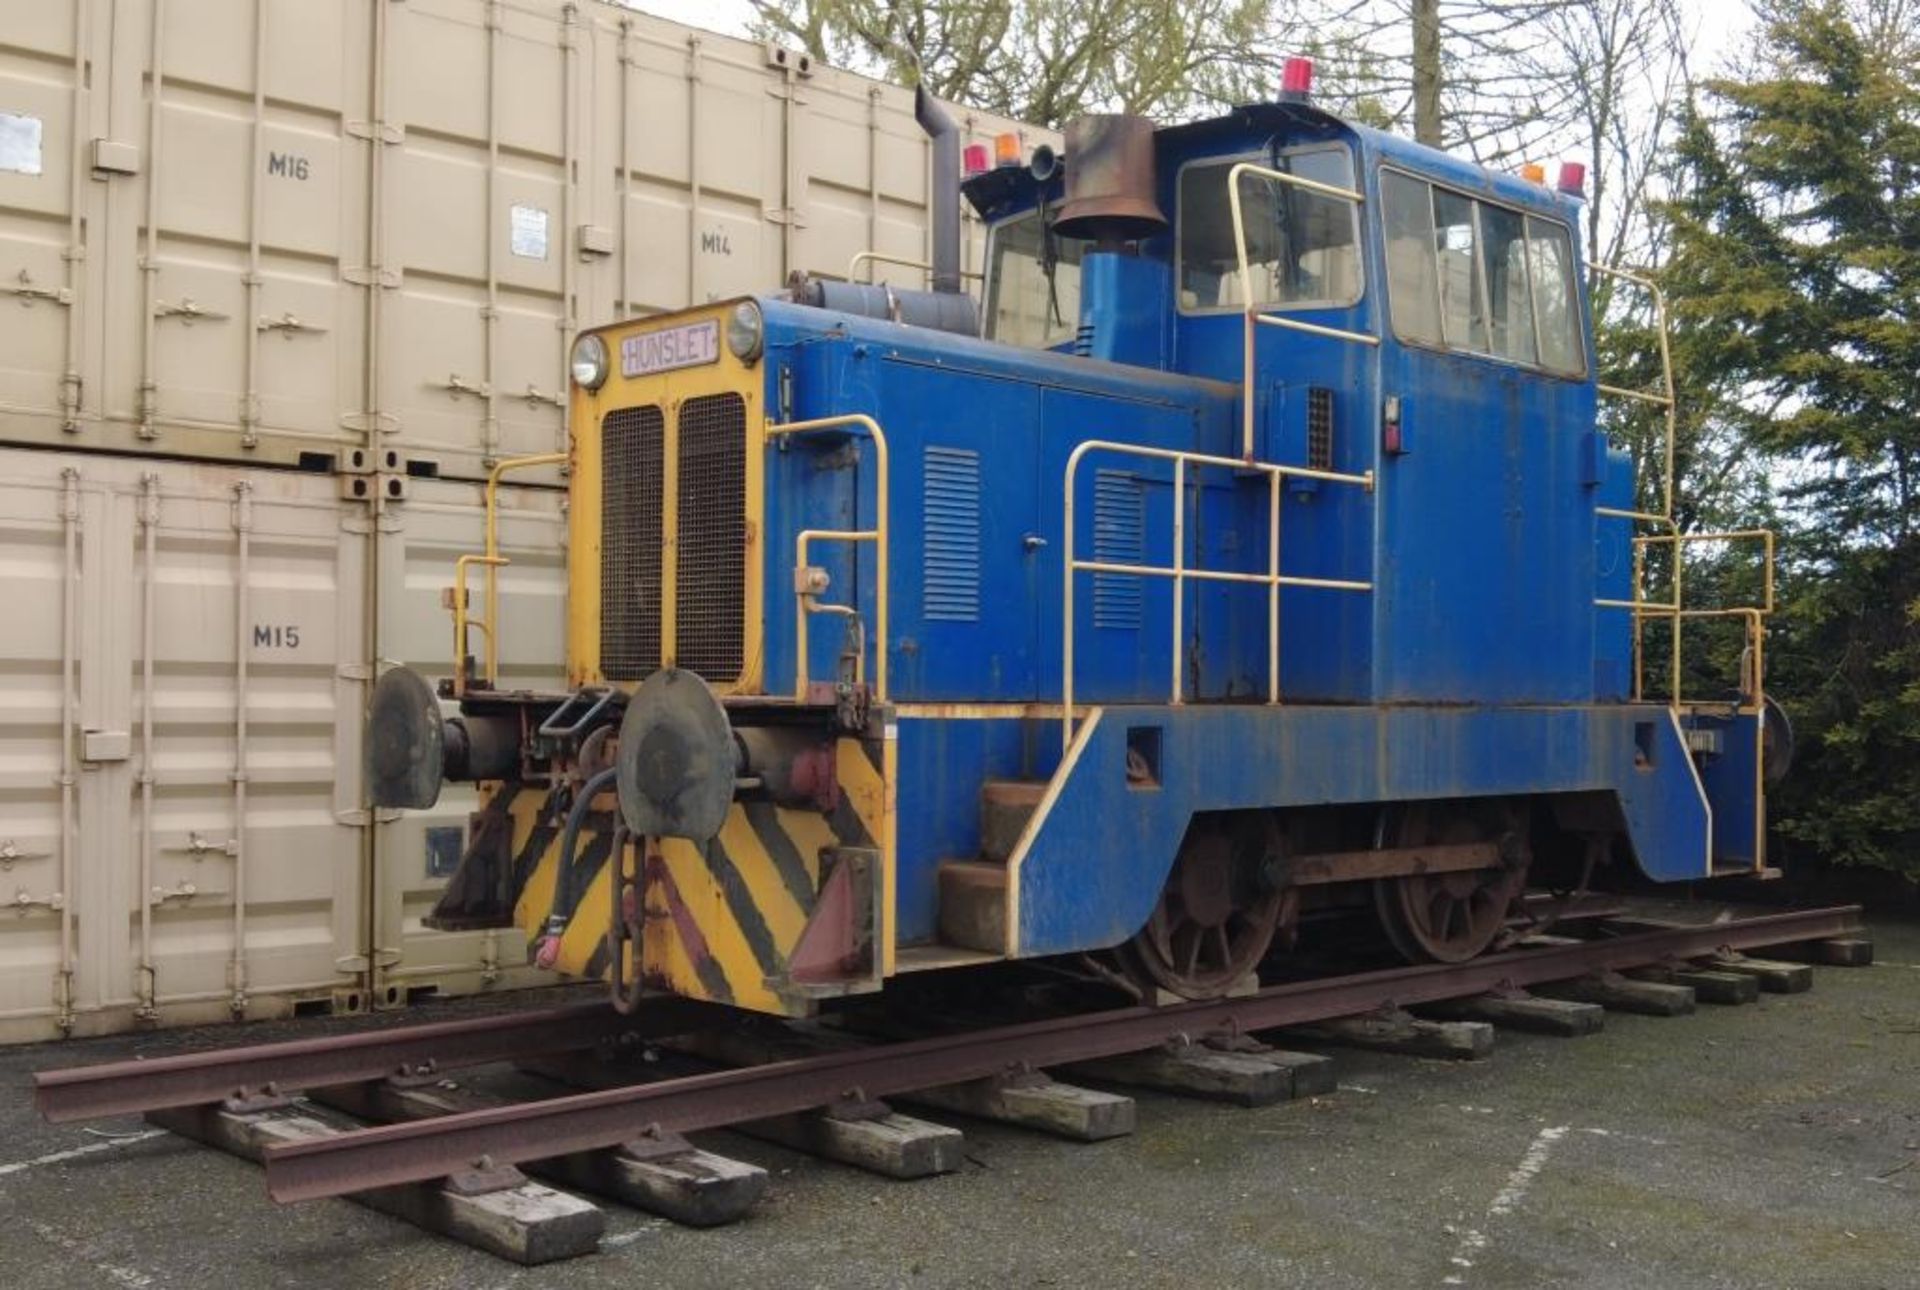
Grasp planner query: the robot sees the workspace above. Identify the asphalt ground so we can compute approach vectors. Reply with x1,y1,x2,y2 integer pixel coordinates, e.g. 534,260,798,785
1,918,1915,1290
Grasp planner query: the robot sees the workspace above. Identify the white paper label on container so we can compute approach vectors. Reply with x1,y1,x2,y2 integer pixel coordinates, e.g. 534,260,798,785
621,320,720,377
509,203,549,259
0,113,44,176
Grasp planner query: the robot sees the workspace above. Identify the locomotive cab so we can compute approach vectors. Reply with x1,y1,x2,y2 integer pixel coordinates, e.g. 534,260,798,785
366,73,1781,1017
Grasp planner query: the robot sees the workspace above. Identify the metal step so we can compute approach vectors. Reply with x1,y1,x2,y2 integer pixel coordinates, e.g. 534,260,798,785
980,779,1047,863
936,859,1008,953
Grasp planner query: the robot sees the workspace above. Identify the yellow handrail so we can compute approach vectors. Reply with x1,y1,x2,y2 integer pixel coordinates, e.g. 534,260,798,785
1597,528,1775,708
1061,439,1374,749
1226,161,1378,460
846,250,984,286
1641,529,1775,616
1589,264,1677,524
765,415,890,702
450,451,566,696
1587,264,1774,715
451,554,506,698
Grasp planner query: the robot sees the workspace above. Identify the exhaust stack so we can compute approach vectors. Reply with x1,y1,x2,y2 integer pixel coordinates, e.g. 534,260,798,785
914,86,962,294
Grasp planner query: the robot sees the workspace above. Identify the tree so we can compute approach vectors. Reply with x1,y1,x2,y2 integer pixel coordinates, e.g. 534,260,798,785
748,0,1313,126
1660,0,1920,875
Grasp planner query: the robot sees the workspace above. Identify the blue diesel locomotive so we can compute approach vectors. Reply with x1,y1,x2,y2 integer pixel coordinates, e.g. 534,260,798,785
365,62,1782,1013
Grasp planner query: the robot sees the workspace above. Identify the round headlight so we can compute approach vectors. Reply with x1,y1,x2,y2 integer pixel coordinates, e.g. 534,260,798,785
726,301,764,363
570,334,608,391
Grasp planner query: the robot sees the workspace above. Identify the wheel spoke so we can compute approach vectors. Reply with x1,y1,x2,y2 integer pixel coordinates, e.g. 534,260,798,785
1131,831,1287,999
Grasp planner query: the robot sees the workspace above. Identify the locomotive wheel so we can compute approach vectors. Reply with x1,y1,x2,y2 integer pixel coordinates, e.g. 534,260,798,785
1372,802,1528,964
1128,822,1289,1000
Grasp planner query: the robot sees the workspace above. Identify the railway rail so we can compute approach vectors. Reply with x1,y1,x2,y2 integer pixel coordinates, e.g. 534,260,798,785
28,904,1868,1264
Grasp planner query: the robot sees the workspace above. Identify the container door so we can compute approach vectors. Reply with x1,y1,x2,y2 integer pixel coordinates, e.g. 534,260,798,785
0,461,92,1039
602,12,779,317
380,0,579,481
122,462,371,1025
0,451,368,1042
0,2,107,443
783,61,929,287
90,0,373,467
783,69,1045,293
368,476,567,1007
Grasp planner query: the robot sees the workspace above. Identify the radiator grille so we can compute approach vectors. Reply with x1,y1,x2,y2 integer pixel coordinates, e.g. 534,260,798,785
600,405,665,680
674,392,747,681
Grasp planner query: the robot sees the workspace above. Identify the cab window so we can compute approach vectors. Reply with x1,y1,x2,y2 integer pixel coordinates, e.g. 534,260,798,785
984,210,1084,349
1382,167,1586,377
1178,146,1362,312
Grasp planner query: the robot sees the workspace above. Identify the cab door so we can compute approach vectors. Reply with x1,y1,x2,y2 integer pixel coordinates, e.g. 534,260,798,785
1372,166,1596,704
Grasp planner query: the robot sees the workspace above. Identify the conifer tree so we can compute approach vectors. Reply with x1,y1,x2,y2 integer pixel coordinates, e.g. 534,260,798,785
1663,0,1920,875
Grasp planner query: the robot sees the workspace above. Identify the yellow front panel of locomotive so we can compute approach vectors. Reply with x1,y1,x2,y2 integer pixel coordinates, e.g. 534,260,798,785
567,301,765,695
498,732,890,1017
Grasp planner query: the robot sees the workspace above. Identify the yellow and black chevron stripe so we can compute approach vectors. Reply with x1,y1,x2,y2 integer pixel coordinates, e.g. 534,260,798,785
491,732,892,1016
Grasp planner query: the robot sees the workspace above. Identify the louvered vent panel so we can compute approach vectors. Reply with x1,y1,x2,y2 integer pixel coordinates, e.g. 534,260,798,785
600,405,664,680
1307,386,1334,472
1093,469,1144,630
923,446,981,623
674,392,747,682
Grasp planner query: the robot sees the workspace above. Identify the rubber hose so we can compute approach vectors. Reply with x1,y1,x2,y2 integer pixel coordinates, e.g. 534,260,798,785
545,766,619,936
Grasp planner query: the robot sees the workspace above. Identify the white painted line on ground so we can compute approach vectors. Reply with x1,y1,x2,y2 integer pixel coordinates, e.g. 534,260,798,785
1488,1125,1568,1216
26,1219,156,1288
602,1222,667,1250
1441,1124,1570,1286
0,1129,168,1179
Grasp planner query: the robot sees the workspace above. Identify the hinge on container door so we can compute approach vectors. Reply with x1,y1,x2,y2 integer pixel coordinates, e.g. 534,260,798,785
373,946,403,969
341,410,400,434
257,312,327,337
765,209,804,227
154,298,231,323
165,832,238,860
335,808,372,826
0,840,52,871
343,267,401,289
334,953,371,973
0,269,73,306
344,121,404,145
8,887,64,913
440,373,491,400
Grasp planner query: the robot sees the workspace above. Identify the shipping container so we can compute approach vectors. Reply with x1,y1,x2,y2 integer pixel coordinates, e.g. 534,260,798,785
0,0,1056,480
0,447,572,1041
0,450,363,1038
